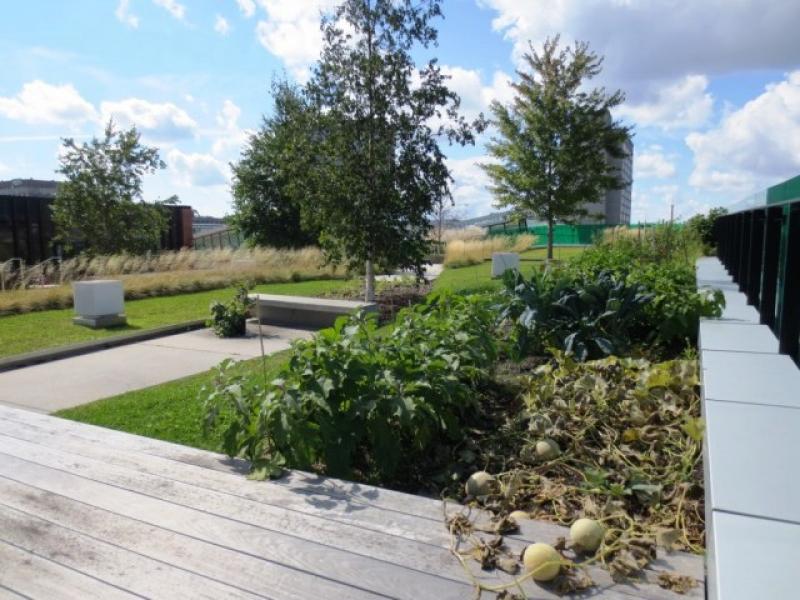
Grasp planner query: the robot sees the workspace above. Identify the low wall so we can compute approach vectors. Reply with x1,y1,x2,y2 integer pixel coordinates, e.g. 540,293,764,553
697,257,800,599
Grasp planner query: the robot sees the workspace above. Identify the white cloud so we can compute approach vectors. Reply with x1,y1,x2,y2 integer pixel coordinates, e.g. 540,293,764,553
167,149,229,187
631,184,711,223
236,0,256,18
480,1,800,84
634,146,676,180
440,66,514,122
0,161,9,174
115,0,139,28
214,15,231,35
100,98,197,141
480,1,799,129
153,0,186,21
211,99,250,156
617,75,713,130
0,80,97,125
686,71,800,193
447,156,498,217
255,0,338,80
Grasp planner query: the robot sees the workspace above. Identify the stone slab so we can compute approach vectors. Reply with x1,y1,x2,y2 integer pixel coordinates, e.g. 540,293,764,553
699,320,778,354
707,511,800,600
717,289,760,323
704,399,800,523
701,349,800,409
251,293,377,328
73,313,128,329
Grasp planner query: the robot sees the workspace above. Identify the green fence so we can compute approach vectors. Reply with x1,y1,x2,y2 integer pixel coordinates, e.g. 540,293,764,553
487,222,655,246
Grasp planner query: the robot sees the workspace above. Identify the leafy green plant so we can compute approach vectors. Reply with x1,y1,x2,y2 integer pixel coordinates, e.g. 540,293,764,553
564,235,725,352
499,269,651,361
202,293,497,479
208,284,253,338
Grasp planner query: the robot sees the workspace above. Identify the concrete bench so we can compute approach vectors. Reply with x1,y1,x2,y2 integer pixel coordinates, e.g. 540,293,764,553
249,294,378,328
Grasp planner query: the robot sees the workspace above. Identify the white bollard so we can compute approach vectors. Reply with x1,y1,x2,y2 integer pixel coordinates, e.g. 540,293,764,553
491,252,520,278
72,280,127,328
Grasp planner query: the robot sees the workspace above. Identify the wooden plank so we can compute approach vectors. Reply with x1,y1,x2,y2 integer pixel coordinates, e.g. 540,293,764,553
0,451,473,600
0,405,447,521
0,477,383,600
0,406,704,591
0,413,457,546
0,505,259,600
0,539,138,600
0,432,474,585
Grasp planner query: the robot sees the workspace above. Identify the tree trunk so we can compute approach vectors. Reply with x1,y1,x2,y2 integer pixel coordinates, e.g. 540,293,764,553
365,258,376,302
547,217,555,262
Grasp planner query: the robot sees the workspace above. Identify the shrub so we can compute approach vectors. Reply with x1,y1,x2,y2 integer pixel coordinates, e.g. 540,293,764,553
685,207,728,252
202,293,497,479
564,230,724,352
208,285,254,337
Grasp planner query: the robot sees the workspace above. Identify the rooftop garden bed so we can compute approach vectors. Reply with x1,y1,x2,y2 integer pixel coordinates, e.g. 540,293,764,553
60,225,719,595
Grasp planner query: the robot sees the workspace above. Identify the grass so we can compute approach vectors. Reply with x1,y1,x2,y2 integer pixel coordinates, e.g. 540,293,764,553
433,246,586,294
57,352,291,451
0,278,356,358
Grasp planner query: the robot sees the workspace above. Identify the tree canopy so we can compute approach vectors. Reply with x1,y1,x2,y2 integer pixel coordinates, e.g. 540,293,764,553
229,81,320,249
482,36,632,259
302,0,482,300
52,121,171,256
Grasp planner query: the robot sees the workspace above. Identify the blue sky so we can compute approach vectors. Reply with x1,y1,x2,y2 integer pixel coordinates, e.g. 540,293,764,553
1,1,799,222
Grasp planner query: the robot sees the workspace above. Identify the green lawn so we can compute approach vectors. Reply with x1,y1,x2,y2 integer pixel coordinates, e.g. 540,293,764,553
433,246,585,294
57,351,291,451
0,278,355,359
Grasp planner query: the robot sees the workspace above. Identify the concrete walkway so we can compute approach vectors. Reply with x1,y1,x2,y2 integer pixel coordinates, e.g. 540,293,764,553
0,324,313,414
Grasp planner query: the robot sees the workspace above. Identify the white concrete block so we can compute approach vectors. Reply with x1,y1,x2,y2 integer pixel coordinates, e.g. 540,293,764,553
705,399,800,523
491,252,520,278
73,280,125,318
708,511,800,600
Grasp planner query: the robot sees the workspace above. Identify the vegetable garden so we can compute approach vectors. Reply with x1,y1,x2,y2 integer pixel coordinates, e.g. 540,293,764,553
202,224,722,597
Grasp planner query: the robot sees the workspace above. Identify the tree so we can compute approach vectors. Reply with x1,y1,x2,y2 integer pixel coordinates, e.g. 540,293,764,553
230,82,320,249
303,0,481,301
53,121,170,256
686,206,728,249
482,36,632,260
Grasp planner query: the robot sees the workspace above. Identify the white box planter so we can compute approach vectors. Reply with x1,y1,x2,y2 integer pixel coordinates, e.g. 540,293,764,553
491,252,520,278
73,280,127,328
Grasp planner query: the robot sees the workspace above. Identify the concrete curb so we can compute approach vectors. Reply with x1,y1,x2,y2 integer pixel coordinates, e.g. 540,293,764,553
0,320,207,373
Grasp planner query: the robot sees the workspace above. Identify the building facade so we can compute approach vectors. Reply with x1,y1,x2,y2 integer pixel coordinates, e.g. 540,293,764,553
0,179,194,264
580,136,634,226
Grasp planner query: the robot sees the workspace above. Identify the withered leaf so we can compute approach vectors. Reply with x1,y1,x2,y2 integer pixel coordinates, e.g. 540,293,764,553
657,571,697,594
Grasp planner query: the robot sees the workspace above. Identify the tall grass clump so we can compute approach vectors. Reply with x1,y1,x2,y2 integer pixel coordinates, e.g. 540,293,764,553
444,233,535,267
0,246,343,315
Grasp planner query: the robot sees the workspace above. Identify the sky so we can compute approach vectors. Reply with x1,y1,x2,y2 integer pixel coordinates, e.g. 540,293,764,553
0,0,799,223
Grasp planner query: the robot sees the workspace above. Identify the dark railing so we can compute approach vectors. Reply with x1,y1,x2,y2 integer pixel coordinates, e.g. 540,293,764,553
714,199,800,364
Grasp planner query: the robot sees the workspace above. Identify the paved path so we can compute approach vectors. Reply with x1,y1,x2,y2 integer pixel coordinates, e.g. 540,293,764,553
0,324,313,413
0,404,703,600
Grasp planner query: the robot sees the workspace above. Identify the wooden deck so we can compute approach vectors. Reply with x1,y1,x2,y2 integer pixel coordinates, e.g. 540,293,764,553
0,405,704,599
